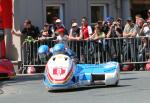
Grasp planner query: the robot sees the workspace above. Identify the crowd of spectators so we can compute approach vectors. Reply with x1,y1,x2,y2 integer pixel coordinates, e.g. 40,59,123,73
11,9,150,71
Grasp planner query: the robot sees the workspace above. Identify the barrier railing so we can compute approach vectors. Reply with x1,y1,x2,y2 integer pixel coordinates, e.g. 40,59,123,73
21,36,150,70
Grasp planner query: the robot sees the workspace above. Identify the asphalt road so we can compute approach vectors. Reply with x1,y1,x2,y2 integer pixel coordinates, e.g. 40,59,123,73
0,71,150,103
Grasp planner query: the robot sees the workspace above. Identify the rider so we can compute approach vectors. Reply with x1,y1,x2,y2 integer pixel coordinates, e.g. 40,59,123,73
38,43,76,62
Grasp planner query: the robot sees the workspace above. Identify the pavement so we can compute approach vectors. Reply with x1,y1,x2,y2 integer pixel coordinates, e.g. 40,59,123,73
0,71,150,103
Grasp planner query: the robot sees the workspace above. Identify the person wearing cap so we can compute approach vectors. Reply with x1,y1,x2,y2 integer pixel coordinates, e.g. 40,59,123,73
69,22,80,40
123,17,140,68
102,16,115,36
38,23,54,41
51,19,68,36
123,17,139,37
55,28,69,45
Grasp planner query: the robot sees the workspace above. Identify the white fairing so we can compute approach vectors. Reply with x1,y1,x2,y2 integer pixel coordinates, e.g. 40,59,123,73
105,63,120,85
47,54,74,84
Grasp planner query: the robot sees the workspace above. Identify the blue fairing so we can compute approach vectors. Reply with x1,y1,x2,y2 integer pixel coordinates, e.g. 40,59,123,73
75,62,118,74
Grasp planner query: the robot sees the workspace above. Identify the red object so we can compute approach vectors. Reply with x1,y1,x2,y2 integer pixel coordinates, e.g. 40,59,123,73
81,25,89,39
145,63,150,71
1,40,6,58
56,28,65,33
145,59,150,71
0,0,13,58
0,5,2,28
53,67,65,75
121,64,134,71
46,64,74,84
0,0,13,28
0,59,16,79
27,66,36,74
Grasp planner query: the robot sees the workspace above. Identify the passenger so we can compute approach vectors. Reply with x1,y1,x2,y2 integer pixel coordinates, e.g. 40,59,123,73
38,43,76,63
50,43,75,57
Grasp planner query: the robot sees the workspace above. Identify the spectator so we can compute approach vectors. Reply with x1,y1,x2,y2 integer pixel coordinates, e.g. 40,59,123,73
106,18,123,62
88,21,105,63
138,18,150,36
89,21,105,40
123,17,139,37
38,23,54,41
147,9,150,22
137,37,148,71
69,22,80,40
135,14,142,25
51,19,68,35
136,18,145,36
79,17,92,40
11,19,40,66
103,16,114,35
11,19,40,39
55,28,69,46
116,18,124,29
107,21,123,38
123,17,140,66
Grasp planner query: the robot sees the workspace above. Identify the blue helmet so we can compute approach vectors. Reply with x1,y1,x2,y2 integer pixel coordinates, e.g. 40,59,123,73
53,43,65,53
38,45,49,54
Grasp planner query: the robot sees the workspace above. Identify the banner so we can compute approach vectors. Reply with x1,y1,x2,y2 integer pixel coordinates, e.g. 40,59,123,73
0,0,12,29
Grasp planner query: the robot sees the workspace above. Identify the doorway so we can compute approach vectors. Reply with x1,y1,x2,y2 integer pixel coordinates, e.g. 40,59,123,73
46,5,64,24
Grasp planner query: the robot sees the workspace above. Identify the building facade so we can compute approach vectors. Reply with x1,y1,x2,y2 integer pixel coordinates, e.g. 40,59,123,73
12,0,131,61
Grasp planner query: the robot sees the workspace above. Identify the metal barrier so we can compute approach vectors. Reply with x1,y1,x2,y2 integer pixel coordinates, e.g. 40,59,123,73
21,36,150,71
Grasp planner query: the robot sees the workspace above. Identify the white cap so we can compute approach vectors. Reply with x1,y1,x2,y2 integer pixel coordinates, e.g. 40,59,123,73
56,19,62,23
72,22,78,27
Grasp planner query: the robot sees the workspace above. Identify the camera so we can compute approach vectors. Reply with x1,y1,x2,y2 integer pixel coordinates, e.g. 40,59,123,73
112,22,118,27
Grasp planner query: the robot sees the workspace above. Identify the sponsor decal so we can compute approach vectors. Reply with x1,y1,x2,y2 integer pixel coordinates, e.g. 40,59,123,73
53,67,65,76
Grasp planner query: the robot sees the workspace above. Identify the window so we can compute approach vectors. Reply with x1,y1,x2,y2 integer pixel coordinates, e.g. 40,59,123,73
90,4,106,24
46,5,63,24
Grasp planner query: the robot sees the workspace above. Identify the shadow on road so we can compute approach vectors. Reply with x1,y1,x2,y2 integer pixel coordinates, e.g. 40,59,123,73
0,74,43,92
120,77,138,81
49,85,131,93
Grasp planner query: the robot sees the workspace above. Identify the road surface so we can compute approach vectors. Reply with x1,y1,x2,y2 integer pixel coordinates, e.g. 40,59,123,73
0,71,150,103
